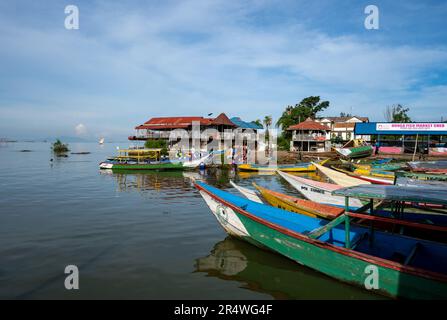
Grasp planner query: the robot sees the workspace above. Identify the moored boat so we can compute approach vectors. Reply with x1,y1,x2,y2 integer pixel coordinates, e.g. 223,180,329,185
238,159,329,173
331,166,394,185
276,170,364,209
252,183,344,219
313,162,370,187
195,181,447,299
335,140,373,159
99,148,211,171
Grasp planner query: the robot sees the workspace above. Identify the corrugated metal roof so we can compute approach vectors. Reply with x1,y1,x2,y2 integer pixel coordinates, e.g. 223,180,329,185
230,117,263,130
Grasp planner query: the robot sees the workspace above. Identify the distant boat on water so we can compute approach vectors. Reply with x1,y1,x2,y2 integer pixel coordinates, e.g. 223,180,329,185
99,137,105,145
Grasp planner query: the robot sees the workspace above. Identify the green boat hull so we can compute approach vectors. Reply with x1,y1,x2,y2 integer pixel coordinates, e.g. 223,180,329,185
234,213,447,299
110,163,185,171
199,186,447,299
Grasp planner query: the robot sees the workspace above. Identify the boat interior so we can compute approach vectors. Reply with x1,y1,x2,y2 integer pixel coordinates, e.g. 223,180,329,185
198,182,447,276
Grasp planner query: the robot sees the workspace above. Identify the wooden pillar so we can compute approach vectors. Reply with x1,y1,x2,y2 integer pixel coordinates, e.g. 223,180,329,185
345,196,350,249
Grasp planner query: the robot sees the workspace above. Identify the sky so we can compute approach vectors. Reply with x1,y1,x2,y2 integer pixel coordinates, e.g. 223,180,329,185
1,0,447,140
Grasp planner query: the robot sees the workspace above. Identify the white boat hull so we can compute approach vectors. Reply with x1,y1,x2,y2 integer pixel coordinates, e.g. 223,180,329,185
200,190,251,238
277,171,363,209
229,180,263,203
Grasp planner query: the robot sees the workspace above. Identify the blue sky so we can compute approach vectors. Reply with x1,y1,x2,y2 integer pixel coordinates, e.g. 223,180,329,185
1,0,447,139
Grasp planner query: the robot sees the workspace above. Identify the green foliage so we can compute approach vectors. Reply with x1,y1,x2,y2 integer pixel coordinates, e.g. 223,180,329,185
276,96,330,139
144,139,168,156
263,115,272,141
277,135,291,151
251,119,263,127
52,139,69,153
331,134,343,144
384,104,411,123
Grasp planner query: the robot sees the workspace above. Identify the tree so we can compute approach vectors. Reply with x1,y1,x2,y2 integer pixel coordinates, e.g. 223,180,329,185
145,139,168,156
251,119,263,127
384,104,411,123
263,115,272,142
52,139,69,153
276,96,330,139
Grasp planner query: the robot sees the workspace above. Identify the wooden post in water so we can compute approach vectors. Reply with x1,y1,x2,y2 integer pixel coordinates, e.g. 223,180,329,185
345,196,350,249
412,134,419,161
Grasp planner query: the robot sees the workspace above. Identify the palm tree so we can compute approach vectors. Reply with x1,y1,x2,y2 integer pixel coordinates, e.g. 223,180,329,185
263,116,272,131
263,116,272,147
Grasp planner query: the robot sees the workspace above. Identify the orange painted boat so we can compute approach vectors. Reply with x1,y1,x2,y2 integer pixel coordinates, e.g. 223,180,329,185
252,183,344,219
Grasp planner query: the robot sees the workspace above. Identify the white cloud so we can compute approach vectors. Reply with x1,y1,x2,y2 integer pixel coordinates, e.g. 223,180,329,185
75,123,87,136
0,0,447,138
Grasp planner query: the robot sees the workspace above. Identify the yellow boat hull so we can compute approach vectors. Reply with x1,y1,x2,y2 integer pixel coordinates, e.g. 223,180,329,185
253,183,344,219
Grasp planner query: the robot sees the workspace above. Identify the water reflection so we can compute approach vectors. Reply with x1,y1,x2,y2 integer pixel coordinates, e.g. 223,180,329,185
195,237,382,300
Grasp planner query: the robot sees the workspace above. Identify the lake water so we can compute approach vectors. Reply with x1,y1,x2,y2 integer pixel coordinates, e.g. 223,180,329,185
0,142,381,299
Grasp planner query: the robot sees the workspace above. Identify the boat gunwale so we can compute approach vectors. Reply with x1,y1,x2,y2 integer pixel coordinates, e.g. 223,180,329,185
195,182,447,283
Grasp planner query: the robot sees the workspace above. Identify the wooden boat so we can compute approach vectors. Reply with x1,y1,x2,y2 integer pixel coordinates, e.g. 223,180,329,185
229,181,263,203
195,181,447,299
276,170,363,209
407,161,447,173
313,162,370,187
394,170,447,182
99,149,210,171
331,166,394,185
335,140,373,159
340,159,407,174
238,159,329,173
231,181,447,231
252,183,344,219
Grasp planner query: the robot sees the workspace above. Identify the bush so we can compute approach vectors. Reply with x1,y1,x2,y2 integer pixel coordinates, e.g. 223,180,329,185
277,135,290,151
144,139,168,156
52,139,69,153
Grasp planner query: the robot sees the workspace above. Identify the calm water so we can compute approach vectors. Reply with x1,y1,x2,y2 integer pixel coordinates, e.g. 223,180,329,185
0,142,381,299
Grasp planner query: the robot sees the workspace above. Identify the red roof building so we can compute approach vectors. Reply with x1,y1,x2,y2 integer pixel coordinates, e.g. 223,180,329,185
129,113,239,141
287,118,331,153
287,118,331,131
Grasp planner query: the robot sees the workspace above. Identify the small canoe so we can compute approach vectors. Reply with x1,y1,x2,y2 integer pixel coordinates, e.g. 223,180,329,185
238,159,329,172
331,166,394,185
276,170,363,209
195,181,447,299
394,171,447,182
313,162,370,187
252,183,344,219
335,145,373,159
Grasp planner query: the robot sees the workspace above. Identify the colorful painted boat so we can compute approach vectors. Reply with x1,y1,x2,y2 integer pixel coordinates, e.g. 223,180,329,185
195,181,447,299
229,180,263,203
276,170,363,209
331,166,394,185
313,162,370,187
407,161,447,173
394,170,447,182
335,140,373,159
238,159,329,173
99,153,210,171
252,183,344,219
